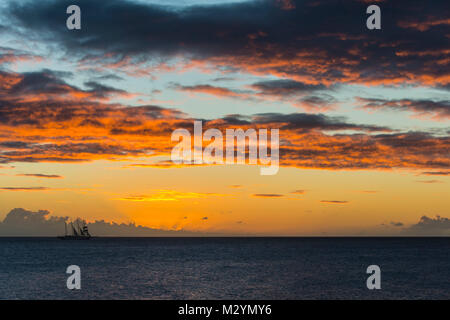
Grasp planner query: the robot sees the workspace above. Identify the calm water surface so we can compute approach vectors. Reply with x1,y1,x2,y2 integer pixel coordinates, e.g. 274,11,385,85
0,237,448,299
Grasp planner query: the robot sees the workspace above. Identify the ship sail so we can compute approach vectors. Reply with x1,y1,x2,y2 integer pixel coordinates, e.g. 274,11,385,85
82,224,90,237
58,219,91,240
71,222,79,236
76,220,83,236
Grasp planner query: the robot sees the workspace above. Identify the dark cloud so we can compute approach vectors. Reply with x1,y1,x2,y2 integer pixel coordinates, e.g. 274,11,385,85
0,208,64,236
0,208,201,236
0,69,186,127
0,46,41,65
249,112,390,132
174,84,249,99
421,171,450,176
252,194,284,198
403,216,450,236
174,82,337,109
1,70,132,101
83,81,130,98
251,80,327,96
40,68,73,79
1,142,153,159
359,97,450,120
415,180,443,184
16,173,63,179
0,187,50,191
320,200,349,204
249,80,336,111
6,0,449,86
280,131,449,170
390,221,404,227
0,141,31,149
296,94,338,112
7,71,71,96
0,70,447,171
90,73,125,82
212,77,236,82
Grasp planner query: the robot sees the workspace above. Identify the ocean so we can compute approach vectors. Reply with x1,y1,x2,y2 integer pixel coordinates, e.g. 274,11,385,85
0,237,448,300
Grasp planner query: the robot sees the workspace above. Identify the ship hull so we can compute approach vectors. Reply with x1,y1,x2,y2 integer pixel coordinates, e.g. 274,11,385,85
57,236,91,240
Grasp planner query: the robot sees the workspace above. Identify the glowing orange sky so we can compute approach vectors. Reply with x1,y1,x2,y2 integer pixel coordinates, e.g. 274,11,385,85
0,0,448,235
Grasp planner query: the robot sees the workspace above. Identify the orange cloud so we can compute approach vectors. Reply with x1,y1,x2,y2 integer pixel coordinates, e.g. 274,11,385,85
398,18,450,32
276,0,296,10
320,200,349,204
0,70,448,172
123,161,210,169
117,189,226,202
0,47,43,66
0,187,51,191
415,180,443,184
252,194,284,198
16,174,63,179
420,171,450,176
358,97,450,121
176,84,250,99
290,190,306,194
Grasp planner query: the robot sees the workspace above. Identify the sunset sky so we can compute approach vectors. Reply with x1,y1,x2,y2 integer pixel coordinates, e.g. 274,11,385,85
0,0,448,235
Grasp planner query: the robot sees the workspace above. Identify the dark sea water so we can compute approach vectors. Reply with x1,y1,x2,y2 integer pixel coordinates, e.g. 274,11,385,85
0,237,448,300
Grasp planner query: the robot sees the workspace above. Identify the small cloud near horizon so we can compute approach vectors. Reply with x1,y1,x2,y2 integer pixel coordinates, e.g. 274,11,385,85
252,194,284,198
117,189,226,202
290,190,306,194
415,180,443,184
320,200,349,204
403,215,450,236
0,187,51,191
16,174,63,179
420,171,450,176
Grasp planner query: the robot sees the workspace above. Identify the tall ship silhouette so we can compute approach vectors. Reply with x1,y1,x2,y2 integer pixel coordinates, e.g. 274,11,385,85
58,220,91,240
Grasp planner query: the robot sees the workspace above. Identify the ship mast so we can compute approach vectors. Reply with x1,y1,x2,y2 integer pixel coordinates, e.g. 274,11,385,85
71,222,78,236
82,222,90,237
76,220,84,236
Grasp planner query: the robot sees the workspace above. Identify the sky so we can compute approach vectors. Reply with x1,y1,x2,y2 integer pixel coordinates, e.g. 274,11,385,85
0,0,448,235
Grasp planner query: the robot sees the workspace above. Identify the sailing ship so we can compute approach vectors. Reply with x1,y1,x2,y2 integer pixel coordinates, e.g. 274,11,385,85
58,220,91,240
